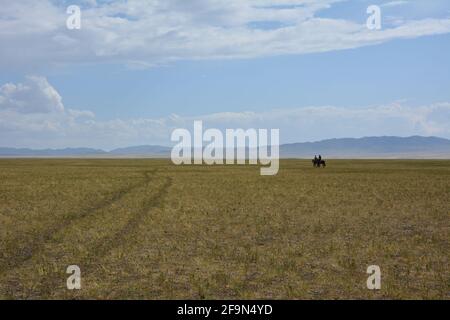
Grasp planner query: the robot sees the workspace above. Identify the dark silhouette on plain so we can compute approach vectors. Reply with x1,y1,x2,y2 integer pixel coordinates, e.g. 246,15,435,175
312,155,326,168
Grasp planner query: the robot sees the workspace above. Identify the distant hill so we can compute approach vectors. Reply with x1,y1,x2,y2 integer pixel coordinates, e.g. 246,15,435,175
0,147,107,157
280,136,450,158
109,145,171,156
1,136,450,158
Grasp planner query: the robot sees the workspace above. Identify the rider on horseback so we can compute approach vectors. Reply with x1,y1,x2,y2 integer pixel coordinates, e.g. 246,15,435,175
312,155,326,167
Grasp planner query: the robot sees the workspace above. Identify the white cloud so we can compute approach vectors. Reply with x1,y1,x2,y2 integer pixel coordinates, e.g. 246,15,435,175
1,0,450,69
0,77,449,149
0,76,64,114
382,1,409,8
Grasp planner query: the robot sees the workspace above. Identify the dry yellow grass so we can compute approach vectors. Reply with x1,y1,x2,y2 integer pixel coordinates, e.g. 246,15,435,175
0,159,448,299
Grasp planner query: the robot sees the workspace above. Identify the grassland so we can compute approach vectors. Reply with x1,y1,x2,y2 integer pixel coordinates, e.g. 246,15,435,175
0,159,448,299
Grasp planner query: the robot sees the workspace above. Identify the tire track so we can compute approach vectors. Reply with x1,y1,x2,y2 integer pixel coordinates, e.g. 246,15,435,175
0,170,156,275
34,175,173,298
87,176,172,265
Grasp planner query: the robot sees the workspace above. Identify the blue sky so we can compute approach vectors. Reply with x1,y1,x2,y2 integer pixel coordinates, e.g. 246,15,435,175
1,0,450,149
45,33,450,120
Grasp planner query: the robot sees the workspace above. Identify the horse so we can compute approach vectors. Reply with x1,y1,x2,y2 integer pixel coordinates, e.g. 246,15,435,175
312,158,326,168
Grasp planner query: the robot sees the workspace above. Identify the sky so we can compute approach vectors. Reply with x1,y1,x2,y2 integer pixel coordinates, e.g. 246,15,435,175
0,0,450,149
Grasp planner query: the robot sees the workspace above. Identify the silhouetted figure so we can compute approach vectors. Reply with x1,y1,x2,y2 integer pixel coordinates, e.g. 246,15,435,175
312,155,326,168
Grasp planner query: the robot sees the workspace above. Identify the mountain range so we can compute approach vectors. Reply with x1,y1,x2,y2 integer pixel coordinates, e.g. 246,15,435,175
1,136,450,159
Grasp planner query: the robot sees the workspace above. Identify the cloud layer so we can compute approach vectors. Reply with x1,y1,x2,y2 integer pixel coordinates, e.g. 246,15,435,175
1,77,449,149
1,0,450,69
0,76,64,114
